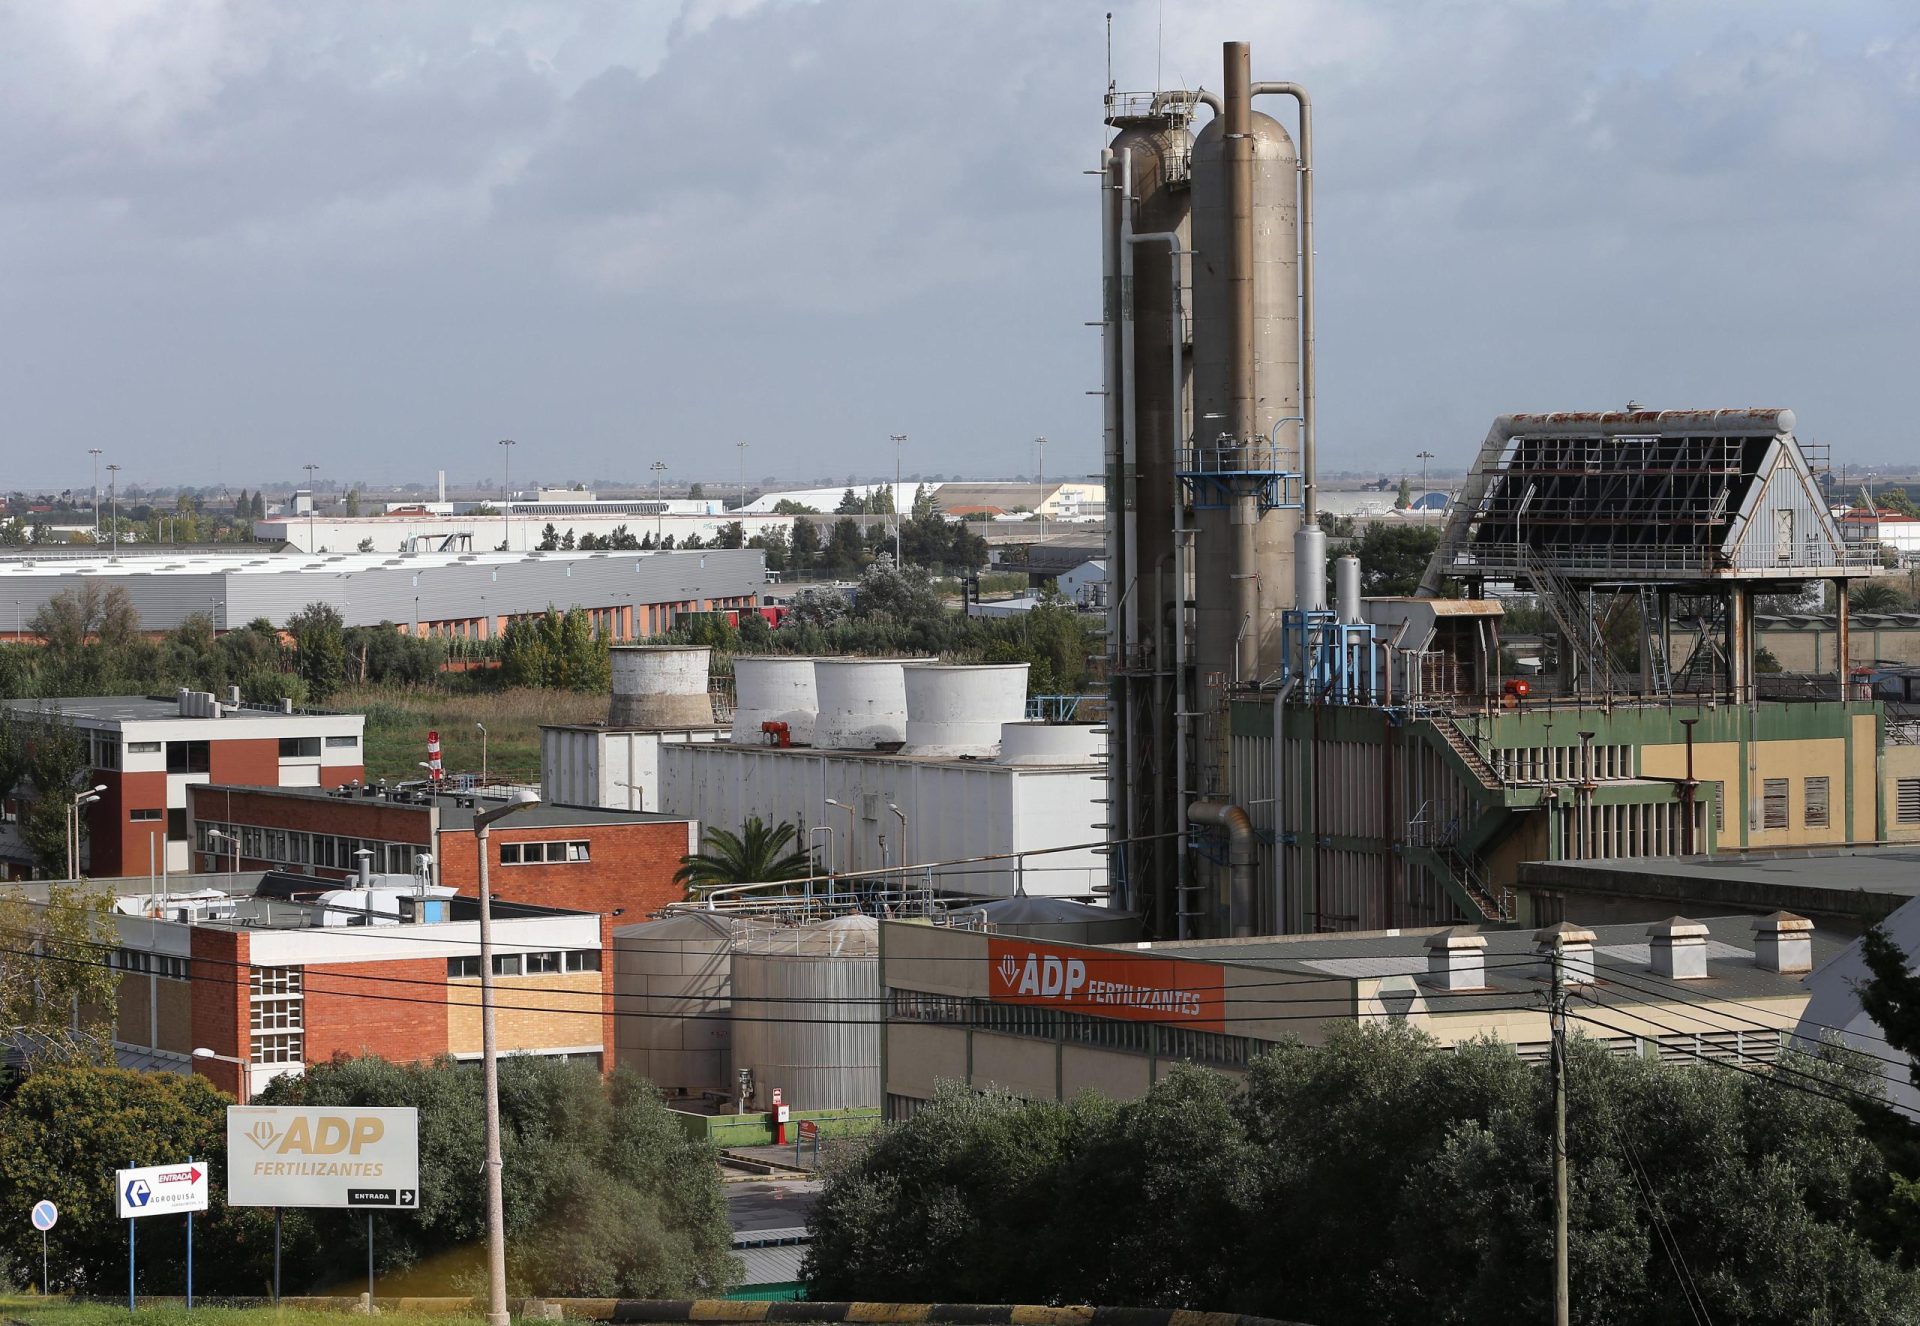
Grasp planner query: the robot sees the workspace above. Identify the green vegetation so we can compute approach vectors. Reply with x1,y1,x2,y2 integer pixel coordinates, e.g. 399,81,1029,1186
2,1305,493,1326
0,1058,734,1299
0,707,95,876
674,817,813,894
807,1023,1920,1324
343,684,604,784
0,882,117,1057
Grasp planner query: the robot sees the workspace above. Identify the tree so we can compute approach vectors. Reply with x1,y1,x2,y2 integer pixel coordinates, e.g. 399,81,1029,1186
1394,477,1413,509
344,489,361,517
825,517,866,574
789,519,820,574
852,555,941,624
0,882,118,1064
537,522,561,551
285,602,347,702
807,1023,1920,1324
1852,582,1907,614
836,487,863,515
674,817,814,893
772,499,820,515
715,521,746,550
688,482,705,501
357,536,376,552
1354,524,1442,596
911,483,937,523
499,606,611,692
0,707,95,876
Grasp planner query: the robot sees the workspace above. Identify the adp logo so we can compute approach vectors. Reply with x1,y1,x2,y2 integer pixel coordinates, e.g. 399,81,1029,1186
995,947,1087,999
245,1116,386,1155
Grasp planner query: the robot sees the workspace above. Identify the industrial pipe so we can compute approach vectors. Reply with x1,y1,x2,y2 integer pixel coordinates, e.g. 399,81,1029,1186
1223,42,1260,684
1252,81,1316,519
1189,799,1255,938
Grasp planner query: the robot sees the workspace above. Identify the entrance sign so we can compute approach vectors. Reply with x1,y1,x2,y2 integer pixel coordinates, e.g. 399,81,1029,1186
227,1106,419,1209
115,1162,208,1218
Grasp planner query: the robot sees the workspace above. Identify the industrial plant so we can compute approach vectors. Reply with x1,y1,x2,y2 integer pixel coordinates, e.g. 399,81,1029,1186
1099,41,1904,940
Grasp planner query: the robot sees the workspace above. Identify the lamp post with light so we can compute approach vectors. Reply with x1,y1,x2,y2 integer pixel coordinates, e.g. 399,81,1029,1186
473,790,540,1326
497,440,516,552
68,785,106,879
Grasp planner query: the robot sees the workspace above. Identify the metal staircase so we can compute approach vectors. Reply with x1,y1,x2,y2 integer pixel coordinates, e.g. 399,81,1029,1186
1434,718,1503,792
1518,543,1613,694
1636,584,1673,697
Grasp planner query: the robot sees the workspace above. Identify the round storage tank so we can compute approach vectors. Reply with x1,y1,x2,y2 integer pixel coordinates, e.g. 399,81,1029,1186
998,722,1105,765
813,659,925,750
609,646,714,728
902,664,1030,757
611,911,760,1097
731,656,820,745
729,916,880,1112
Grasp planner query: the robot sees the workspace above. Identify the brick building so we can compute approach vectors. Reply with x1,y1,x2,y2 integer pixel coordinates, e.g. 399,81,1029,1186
10,872,610,1098
1,692,364,878
187,783,698,920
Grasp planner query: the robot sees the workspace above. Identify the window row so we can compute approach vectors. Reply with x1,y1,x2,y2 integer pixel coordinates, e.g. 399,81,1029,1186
1760,775,1832,831
447,949,602,978
499,840,591,865
888,989,1253,1069
198,820,420,874
113,950,190,980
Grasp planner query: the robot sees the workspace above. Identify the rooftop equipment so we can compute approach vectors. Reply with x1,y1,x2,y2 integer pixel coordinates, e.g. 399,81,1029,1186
608,645,716,727
901,664,1030,757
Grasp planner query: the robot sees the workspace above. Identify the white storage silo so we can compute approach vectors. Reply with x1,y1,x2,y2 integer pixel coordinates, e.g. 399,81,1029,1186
812,659,925,750
612,911,751,1096
902,664,1030,757
998,722,1106,765
730,656,820,745
730,916,880,1111
608,645,715,728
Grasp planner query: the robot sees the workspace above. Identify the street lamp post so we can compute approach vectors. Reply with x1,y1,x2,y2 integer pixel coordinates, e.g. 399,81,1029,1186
889,434,908,567
650,461,668,543
206,828,239,875
888,802,909,897
1416,450,1435,521
68,785,106,879
88,449,102,542
105,465,121,554
473,790,541,1326
1034,436,1048,539
736,442,749,514
497,441,516,552
192,1047,250,1104
823,798,858,882
475,722,488,785
303,464,320,552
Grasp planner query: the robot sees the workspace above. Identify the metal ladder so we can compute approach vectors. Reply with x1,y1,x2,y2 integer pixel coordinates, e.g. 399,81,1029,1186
1518,544,1613,694
1637,584,1673,697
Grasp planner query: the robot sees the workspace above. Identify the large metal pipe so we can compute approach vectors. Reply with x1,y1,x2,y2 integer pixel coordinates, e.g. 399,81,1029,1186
1189,800,1255,937
1225,43,1255,450
1116,150,1139,650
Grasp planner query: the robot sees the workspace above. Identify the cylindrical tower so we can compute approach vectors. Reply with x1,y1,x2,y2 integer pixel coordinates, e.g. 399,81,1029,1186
731,656,820,744
1190,97,1301,682
608,645,715,728
1334,554,1363,623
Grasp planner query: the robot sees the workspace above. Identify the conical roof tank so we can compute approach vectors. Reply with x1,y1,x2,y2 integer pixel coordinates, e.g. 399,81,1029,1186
1190,106,1301,679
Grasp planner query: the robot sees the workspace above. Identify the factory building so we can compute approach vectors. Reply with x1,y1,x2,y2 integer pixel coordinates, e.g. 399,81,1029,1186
0,546,763,641
4,872,610,1098
653,656,1108,900
186,782,699,921
880,912,1834,1116
0,691,365,877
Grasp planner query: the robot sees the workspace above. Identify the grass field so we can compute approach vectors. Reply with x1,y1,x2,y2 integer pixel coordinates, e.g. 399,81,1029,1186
336,685,608,786
0,1304,492,1326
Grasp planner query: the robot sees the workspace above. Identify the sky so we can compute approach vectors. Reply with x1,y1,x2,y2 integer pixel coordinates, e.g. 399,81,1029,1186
1,0,1916,494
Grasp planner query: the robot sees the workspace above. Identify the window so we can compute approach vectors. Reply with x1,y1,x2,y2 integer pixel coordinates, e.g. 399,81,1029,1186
252,1032,304,1065
167,809,189,843
500,840,590,865
89,733,121,770
1804,776,1830,830
279,737,321,759
166,740,210,774
250,966,304,1066
492,954,523,976
326,734,359,749
1708,781,1725,833
1901,779,1920,826
127,741,161,755
130,808,163,822
1762,778,1789,830
524,951,562,974
448,956,481,978
565,949,601,973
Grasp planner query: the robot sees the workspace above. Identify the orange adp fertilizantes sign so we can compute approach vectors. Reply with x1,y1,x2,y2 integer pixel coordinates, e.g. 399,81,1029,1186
986,938,1226,1033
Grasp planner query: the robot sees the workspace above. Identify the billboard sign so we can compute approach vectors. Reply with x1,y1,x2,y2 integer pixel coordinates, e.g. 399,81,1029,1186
226,1106,419,1209
116,1162,208,1218
987,938,1227,1032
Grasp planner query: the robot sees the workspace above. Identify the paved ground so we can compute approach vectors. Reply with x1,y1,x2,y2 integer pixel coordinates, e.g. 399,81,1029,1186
723,1139,840,1174
725,1178,821,1236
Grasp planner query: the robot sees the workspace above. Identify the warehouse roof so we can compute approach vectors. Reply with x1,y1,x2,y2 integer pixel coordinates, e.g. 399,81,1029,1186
1518,848,1920,929
3,694,353,727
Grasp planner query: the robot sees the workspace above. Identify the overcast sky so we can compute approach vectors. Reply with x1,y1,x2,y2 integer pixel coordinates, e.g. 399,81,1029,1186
2,0,1915,494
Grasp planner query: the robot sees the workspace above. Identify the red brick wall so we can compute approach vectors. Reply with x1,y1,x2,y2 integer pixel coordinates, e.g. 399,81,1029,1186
189,928,250,1097
88,769,168,878
304,957,450,1064
187,786,433,875
598,913,616,1070
210,737,280,788
437,820,690,920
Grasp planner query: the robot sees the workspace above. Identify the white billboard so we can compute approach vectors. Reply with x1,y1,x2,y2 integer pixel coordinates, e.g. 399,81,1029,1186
226,1106,420,1210
116,1162,209,1219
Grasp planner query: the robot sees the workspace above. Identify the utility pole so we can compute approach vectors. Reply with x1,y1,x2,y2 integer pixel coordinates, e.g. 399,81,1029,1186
889,434,908,567
651,461,668,543
737,442,749,515
106,465,121,555
303,463,319,553
1416,449,1434,522
1550,934,1571,1326
1034,436,1048,540
88,449,102,541
497,440,516,552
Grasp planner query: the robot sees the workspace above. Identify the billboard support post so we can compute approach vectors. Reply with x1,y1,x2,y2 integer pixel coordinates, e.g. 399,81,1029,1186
185,1156,194,1311
126,1209,135,1315
273,1208,282,1304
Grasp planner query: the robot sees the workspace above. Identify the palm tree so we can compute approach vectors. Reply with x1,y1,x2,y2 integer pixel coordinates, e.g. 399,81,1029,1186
674,816,814,895
1850,581,1907,615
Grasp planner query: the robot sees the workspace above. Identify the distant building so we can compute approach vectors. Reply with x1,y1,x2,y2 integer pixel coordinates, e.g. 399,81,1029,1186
1057,559,1107,609
0,547,765,643
0,692,365,877
187,783,699,921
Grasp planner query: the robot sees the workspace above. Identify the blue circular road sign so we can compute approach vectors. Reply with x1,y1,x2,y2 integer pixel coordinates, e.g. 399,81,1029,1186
30,1200,57,1231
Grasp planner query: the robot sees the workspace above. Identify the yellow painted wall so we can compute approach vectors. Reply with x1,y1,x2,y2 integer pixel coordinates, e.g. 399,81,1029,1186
447,971,602,1055
1640,737,1854,848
